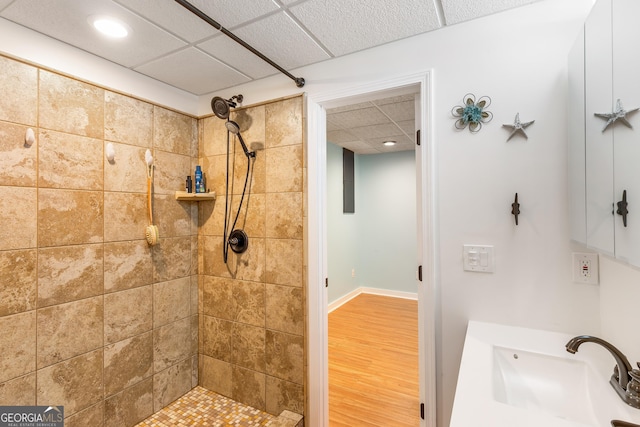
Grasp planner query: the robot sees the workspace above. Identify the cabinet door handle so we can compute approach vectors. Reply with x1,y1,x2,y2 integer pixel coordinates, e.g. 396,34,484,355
617,189,629,227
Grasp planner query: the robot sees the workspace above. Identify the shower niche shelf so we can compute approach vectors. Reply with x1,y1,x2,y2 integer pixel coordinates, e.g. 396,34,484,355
174,191,216,201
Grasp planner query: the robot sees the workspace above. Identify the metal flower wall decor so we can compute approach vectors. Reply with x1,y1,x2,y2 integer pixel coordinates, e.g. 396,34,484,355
452,93,493,133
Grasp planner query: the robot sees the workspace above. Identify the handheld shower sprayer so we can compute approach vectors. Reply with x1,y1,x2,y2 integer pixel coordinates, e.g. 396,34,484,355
225,120,255,158
210,95,254,264
221,119,254,262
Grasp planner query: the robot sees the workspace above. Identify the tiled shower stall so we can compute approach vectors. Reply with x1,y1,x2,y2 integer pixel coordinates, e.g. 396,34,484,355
0,54,306,426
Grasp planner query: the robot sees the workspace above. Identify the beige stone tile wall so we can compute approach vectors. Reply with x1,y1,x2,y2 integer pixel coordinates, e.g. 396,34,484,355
0,55,198,426
198,95,306,417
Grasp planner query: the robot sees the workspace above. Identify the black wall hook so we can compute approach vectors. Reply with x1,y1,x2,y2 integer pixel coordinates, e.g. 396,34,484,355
617,189,629,227
511,193,520,225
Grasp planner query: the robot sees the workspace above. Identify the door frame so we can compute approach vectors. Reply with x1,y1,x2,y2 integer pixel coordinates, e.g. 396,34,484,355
305,70,438,427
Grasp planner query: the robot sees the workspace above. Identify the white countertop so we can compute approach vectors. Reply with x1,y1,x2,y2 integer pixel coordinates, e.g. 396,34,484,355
450,321,640,427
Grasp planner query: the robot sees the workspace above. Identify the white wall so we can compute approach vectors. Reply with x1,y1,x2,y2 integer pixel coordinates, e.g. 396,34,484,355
327,142,360,302
600,256,640,364
326,143,418,304
222,1,599,425
356,150,417,295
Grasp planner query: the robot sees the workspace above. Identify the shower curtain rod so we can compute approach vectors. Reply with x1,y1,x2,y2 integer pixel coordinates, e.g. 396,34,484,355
174,0,306,88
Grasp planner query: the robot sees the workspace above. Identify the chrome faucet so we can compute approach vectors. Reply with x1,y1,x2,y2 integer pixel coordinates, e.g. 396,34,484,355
566,335,640,408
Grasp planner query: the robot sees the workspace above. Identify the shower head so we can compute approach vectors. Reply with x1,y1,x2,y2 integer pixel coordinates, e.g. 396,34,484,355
225,120,255,158
210,94,243,120
211,97,231,119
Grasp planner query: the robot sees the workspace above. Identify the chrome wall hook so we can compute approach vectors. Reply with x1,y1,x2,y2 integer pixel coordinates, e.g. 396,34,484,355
511,193,520,225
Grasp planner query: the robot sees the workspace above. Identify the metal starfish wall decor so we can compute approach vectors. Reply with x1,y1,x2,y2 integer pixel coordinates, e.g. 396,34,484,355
502,113,535,141
595,99,639,132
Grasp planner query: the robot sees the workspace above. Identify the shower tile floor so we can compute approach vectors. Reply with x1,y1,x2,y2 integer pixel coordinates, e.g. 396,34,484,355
135,386,285,427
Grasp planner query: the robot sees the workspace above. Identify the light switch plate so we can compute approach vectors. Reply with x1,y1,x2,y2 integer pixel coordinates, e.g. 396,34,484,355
573,252,599,285
463,245,494,273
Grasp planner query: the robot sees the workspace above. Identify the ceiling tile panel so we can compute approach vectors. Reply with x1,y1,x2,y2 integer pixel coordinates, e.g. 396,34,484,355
198,34,277,80
134,47,250,95
186,0,280,28
441,0,541,25
327,129,359,144
232,11,330,70
377,100,415,122
327,101,375,113
397,120,417,137
327,107,390,129
0,0,187,67
289,0,441,56
374,94,416,105
350,123,405,140
114,0,213,42
326,117,342,132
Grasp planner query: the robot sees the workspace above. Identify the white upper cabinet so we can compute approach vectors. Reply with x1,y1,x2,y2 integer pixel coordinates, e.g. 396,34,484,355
611,0,640,266
585,0,614,257
568,26,586,246
571,0,640,266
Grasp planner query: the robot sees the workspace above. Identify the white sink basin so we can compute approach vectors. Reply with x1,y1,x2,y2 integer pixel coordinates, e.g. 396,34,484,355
492,346,596,424
450,321,640,427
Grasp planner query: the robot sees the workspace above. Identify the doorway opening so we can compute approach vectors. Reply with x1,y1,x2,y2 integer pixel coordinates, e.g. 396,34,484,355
305,70,437,427
325,89,420,424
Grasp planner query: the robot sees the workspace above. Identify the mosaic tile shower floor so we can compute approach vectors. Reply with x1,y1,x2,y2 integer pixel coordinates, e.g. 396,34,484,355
135,386,287,427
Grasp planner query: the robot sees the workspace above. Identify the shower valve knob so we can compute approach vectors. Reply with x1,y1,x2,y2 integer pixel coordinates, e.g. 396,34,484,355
228,229,249,254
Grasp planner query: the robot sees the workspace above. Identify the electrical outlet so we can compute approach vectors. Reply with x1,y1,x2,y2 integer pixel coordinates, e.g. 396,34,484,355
351,269,355,278
573,252,599,285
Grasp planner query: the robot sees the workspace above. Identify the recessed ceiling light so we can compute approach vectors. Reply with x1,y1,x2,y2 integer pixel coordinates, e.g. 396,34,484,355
383,140,396,146
89,15,130,39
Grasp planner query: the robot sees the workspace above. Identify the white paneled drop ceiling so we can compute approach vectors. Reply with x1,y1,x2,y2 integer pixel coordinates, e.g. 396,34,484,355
0,0,542,153
327,94,417,154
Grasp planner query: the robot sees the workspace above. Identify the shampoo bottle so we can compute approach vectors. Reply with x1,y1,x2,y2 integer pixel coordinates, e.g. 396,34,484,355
194,165,203,193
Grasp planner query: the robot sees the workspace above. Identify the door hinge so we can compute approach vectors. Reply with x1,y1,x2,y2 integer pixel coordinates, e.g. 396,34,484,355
416,129,421,146
325,277,328,288
418,265,423,282
420,402,425,420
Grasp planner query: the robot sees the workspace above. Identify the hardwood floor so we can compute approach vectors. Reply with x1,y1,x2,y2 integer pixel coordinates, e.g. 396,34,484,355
328,293,419,426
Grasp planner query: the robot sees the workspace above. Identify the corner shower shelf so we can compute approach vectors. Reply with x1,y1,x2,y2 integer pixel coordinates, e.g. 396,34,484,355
174,191,216,201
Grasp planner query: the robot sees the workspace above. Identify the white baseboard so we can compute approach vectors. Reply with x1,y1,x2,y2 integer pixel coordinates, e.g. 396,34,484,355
328,288,361,313
328,287,418,313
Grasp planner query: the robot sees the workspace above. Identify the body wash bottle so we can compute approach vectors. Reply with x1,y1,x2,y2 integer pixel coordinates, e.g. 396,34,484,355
195,165,203,193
